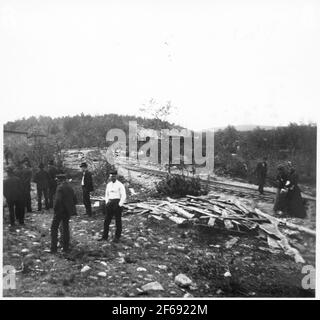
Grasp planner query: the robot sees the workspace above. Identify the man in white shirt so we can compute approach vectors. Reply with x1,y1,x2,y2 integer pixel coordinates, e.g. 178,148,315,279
99,170,126,242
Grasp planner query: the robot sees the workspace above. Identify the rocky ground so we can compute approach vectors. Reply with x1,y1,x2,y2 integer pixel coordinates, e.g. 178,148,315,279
3,168,316,298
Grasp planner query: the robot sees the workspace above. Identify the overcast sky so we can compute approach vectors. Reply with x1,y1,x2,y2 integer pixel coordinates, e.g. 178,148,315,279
0,0,319,130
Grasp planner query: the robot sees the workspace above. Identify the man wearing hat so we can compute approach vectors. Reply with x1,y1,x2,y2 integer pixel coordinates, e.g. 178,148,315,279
80,162,94,216
255,156,268,195
33,163,50,211
50,174,77,253
3,166,25,226
48,160,58,209
99,170,126,242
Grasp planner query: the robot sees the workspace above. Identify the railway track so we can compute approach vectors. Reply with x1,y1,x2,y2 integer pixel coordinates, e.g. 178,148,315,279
122,164,316,204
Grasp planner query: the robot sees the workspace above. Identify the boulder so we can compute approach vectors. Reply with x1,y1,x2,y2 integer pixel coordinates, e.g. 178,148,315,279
141,281,164,292
174,274,192,288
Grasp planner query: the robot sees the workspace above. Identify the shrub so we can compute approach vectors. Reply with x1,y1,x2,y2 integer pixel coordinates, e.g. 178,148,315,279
156,174,208,197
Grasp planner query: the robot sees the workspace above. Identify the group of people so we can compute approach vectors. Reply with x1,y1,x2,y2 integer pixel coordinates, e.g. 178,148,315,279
255,158,307,218
4,154,307,255
3,159,127,254
3,159,61,226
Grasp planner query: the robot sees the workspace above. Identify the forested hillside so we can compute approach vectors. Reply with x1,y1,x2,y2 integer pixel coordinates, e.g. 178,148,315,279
214,124,316,185
4,113,178,148
4,115,316,185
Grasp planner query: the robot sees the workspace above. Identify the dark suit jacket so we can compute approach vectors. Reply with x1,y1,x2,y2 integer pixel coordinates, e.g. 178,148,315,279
48,165,58,189
82,171,94,192
54,182,77,217
256,161,267,179
16,167,32,191
34,169,50,189
4,176,24,202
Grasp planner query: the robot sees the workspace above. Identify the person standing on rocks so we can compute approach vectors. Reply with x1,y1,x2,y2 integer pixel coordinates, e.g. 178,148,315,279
3,166,25,226
80,162,94,216
50,174,77,253
33,163,50,211
48,160,58,209
99,170,126,243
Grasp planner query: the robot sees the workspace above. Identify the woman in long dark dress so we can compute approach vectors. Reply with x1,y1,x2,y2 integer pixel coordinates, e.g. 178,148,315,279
273,165,288,214
286,163,307,219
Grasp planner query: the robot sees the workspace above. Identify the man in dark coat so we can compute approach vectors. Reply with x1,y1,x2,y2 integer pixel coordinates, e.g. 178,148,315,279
33,163,50,211
50,174,77,253
48,160,58,209
18,161,33,213
3,166,25,226
80,162,94,216
255,157,268,195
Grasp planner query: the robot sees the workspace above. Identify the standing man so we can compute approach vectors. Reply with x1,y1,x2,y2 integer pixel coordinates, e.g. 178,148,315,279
255,157,268,195
19,161,33,213
33,163,50,211
48,160,58,209
80,162,94,216
3,166,25,226
50,174,77,253
99,170,126,243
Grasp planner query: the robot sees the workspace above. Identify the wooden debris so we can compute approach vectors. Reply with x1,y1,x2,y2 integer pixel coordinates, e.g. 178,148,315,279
208,218,216,226
282,221,315,237
165,202,195,219
267,236,281,250
168,216,187,225
255,209,305,264
122,194,308,264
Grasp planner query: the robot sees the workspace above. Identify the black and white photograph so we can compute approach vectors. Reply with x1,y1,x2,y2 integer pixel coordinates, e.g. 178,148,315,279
1,0,319,300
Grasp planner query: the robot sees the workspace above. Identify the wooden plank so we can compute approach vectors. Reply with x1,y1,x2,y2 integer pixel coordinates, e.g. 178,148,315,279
232,200,252,214
186,205,214,216
224,220,234,229
208,217,216,226
165,202,195,219
259,223,282,240
149,215,164,221
267,236,281,249
168,215,186,224
255,209,305,264
255,208,316,237
283,221,316,237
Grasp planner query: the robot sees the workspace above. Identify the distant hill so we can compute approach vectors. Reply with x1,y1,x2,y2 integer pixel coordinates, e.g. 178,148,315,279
213,124,276,132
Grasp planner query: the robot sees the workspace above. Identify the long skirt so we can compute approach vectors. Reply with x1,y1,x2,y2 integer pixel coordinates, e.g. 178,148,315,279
273,189,288,212
287,186,307,218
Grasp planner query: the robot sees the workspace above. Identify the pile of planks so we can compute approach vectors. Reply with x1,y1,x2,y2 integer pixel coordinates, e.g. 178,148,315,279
123,194,314,264
125,195,269,233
